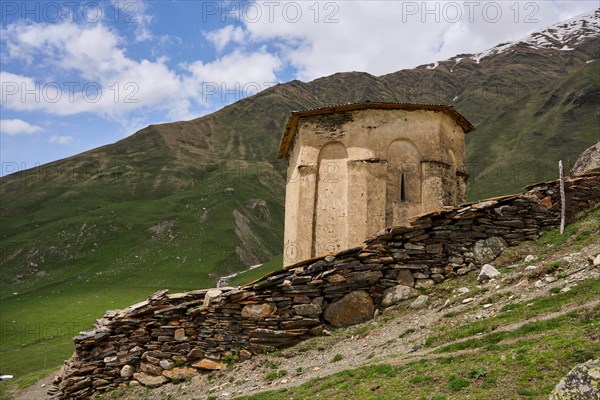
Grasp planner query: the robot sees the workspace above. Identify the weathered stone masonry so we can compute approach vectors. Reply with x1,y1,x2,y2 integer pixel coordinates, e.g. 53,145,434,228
50,170,600,399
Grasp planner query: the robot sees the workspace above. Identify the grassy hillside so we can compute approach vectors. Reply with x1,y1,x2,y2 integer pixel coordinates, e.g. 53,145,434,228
0,163,284,379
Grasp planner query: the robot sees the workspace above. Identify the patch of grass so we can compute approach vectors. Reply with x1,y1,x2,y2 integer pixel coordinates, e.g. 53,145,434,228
331,354,343,363
265,361,279,370
569,348,596,363
399,328,416,338
447,375,470,391
468,368,488,379
442,311,459,318
409,375,433,384
547,261,562,273
223,349,239,368
265,370,287,381
516,388,536,397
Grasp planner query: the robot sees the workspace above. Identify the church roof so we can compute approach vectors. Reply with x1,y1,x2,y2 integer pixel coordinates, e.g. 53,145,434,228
278,102,475,158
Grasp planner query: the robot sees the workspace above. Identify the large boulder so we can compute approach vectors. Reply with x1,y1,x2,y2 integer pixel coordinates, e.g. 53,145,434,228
381,285,419,307
549,359,599,400
323,290,375,327
473,237,507,264
571,142,600,176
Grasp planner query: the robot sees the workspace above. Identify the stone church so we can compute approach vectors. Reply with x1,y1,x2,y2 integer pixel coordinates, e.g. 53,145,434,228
278,102,474,265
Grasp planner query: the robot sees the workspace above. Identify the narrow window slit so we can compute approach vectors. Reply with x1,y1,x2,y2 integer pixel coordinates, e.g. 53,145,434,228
399,172,407,202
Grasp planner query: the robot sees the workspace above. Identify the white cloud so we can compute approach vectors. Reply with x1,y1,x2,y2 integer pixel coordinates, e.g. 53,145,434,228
241,0,597,80
110,0,155,42
48,135,75,145
1,18,283,119
205,25,247,52
0,119,43,135
1,22,185,116
186,47,281,86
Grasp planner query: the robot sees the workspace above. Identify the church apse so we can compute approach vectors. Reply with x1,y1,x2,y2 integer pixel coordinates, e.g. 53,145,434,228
279,103,474,266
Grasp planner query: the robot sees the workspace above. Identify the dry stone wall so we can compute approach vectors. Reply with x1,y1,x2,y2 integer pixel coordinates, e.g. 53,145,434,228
50,170,600,399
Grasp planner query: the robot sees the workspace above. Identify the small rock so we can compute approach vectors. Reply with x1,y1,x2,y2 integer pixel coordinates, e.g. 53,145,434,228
525,265,538,271
141,362,162,376
534,280,546,288
414,279,435,289
159,359,175,370
193,359,226,371
409,295,429,309
456,267,470,276
478,264,501,283
326,274,346,283
396,269,415,287
560,286,572,293
241,303,276,320
462,298,474,304
524,255,536,263
293,303,322,317
133,373,169,388
457,287,470,295
473,237,508,264
593,254,600,266
120,365,134,379
324,256,335,263
203,289,222,307
174,328,187,342
162,367,198,381
382,285,419,307
483,304,493,309
239,350,252,361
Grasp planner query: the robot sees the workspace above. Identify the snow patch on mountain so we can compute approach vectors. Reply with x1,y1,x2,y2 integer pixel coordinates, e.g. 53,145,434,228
469,9,599,63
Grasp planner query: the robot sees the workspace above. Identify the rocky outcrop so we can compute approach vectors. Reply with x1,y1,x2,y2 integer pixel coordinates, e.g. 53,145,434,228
50,172,600,399
571,143,600,176
549,359,600,400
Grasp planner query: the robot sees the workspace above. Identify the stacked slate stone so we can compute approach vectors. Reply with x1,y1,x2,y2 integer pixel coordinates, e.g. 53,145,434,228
51,171,600,399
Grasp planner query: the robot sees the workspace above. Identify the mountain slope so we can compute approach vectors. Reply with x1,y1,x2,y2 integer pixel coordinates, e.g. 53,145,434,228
0,9,598,382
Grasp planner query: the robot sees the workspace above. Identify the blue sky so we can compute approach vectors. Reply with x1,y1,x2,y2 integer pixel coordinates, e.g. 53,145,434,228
1,0,597,175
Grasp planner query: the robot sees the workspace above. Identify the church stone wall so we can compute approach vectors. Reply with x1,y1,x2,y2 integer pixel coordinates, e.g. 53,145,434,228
283,108,469,265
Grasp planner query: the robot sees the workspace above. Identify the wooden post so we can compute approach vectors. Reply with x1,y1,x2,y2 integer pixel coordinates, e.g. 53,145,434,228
559,160,565,234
